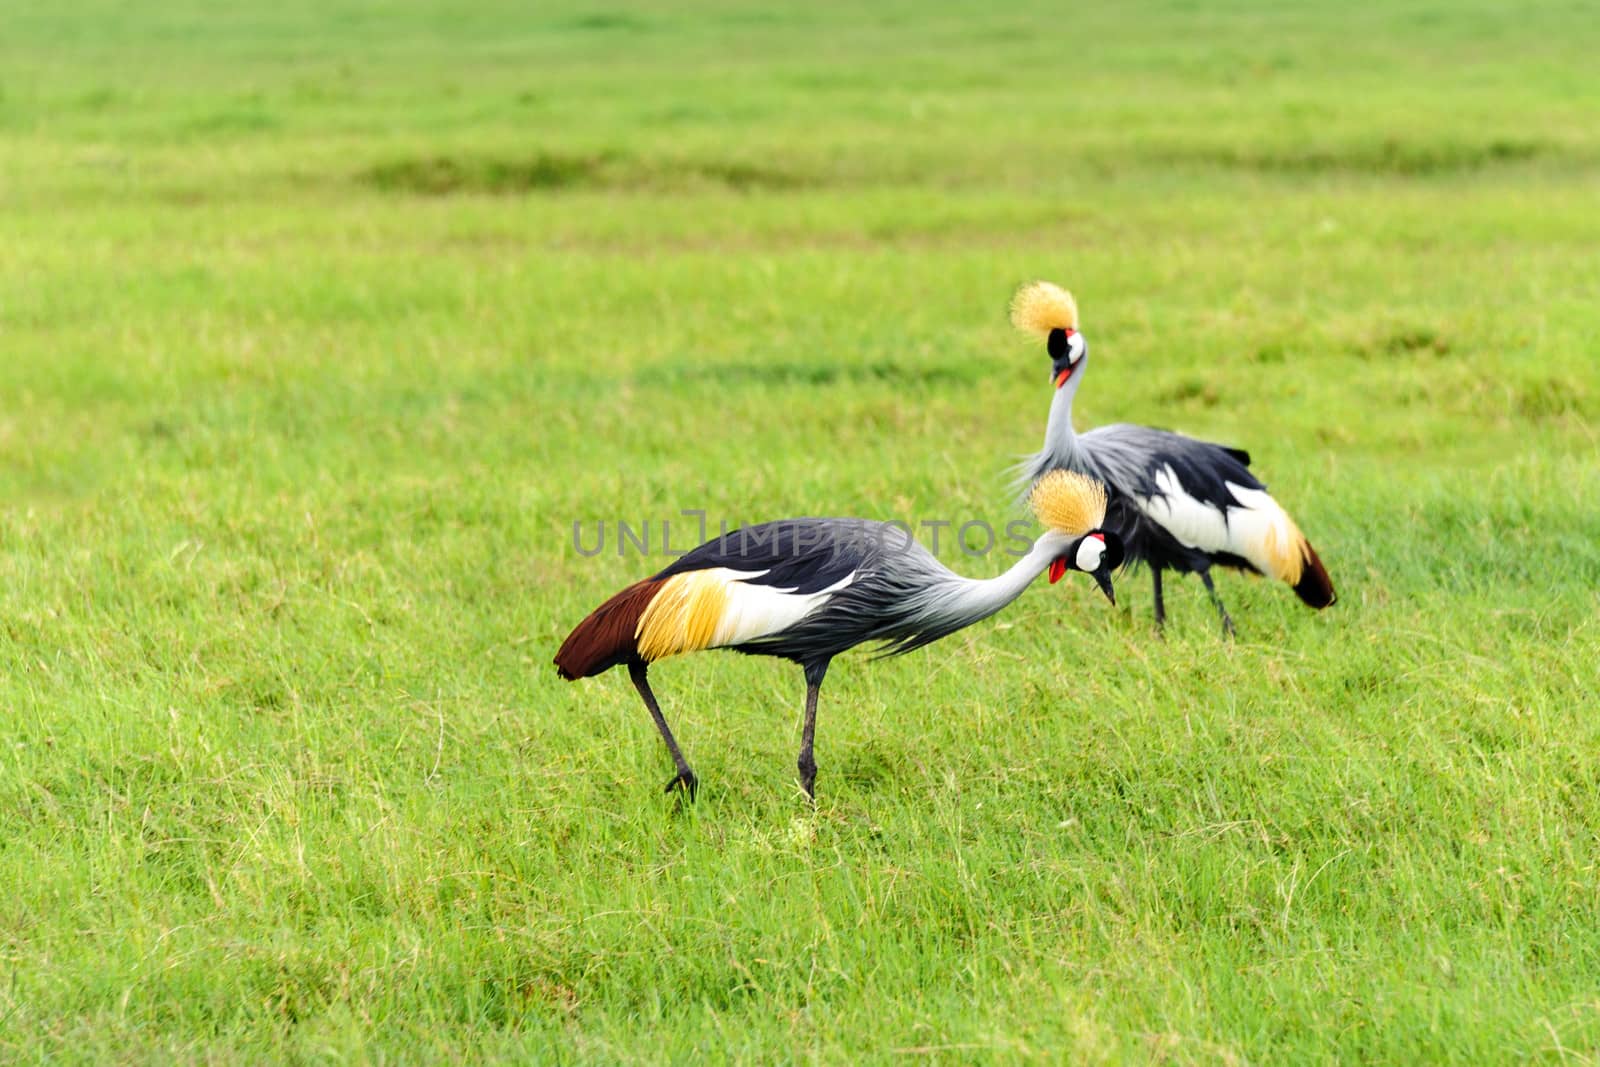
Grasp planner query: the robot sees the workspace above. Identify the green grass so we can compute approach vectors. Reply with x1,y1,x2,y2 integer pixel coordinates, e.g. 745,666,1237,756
4,0,1600,1060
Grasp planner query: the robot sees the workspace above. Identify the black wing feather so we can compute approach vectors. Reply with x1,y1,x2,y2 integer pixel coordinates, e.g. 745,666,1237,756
651,518,878,594
1080,424,1265,510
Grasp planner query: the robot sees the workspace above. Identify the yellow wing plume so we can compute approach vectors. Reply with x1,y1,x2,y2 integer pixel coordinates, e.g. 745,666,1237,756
635,570,732,661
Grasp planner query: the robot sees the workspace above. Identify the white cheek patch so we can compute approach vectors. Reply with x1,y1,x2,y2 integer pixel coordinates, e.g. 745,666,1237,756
1067,333,1087,364
1074,537,1105,572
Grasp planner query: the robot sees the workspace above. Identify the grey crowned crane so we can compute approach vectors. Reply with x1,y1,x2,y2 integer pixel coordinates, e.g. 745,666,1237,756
1010,281,1335,634
554,471,1123,800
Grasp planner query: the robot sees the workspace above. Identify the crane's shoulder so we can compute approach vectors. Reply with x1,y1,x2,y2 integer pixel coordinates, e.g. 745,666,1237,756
1081,424,1260,489
1084,422,1248,462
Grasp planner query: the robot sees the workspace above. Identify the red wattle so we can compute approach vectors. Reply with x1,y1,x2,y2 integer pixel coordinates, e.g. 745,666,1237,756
1049,558,1067,584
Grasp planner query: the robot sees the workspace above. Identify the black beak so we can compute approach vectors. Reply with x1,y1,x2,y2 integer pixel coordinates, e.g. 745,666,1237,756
1093,568,1116,605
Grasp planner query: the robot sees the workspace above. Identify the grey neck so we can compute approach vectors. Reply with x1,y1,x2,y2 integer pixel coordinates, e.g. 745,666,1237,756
920,533,1070,631
1042,376,1083,467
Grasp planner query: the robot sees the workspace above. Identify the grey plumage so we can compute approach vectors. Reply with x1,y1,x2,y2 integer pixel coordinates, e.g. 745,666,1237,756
685,518,1074,666
1028,423,1260,509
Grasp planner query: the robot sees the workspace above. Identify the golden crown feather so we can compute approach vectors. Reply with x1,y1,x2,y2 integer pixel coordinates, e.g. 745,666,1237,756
1009,280,1079,338
1029,470,1108,536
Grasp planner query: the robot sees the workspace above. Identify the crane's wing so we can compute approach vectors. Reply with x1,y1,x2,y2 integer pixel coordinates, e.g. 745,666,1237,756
1080,424,1326,594
654,518,983,663
1080,424,1264,504
555,518,882,679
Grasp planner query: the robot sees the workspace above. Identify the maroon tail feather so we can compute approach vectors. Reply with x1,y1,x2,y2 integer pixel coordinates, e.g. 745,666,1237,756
1293,540,1336,609
554,578,664,680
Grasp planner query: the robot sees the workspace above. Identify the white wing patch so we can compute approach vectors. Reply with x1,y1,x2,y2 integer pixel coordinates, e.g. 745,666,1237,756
1137,466,1230,551
709,568,855,647
1135,466,1305,582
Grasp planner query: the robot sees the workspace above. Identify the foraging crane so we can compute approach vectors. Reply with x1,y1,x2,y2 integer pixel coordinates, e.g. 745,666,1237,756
1010,281,1335,634
554,471,1123,800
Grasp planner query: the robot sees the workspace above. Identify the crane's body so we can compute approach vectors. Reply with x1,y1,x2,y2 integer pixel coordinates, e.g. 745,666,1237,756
555,473,1121,799
1011,281,1335,632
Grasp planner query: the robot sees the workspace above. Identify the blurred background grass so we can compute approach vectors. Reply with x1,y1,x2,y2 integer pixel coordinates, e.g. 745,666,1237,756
2,0,1599,1061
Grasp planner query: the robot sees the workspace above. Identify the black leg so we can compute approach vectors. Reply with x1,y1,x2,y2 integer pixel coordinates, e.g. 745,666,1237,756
1198,570,1235,638
628,660,697,799
1151,566,1166,631
797,660,830,801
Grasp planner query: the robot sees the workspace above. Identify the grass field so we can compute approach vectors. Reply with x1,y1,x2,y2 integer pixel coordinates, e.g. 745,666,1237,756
4,0,1600,1060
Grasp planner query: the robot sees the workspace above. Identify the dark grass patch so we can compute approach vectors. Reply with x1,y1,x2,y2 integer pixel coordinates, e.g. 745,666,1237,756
1155,377,1221,407
1508,374,1595,421
75,87,122,111
1154,137,1547,177
835,740,902,790
638,359,979,389
560,12,650,32
1351,324,1455,360
1252,342,1288,365
184,108,281,135
687,159,811,191
363,152,613,195
1381,327,1452,357
361,151,814,195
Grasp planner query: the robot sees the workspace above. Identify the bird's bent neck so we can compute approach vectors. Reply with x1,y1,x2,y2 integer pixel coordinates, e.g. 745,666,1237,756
1042,376,1083,466
938,534,1068,627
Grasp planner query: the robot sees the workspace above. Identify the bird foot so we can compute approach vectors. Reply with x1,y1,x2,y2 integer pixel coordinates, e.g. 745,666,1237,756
663,770,698,800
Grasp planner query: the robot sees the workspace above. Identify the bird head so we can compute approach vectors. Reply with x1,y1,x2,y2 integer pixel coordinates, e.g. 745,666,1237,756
1028,470,1122,603
1052,530,1125,604
1009,280,1087,392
